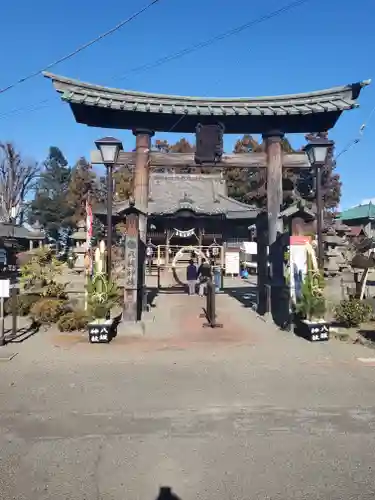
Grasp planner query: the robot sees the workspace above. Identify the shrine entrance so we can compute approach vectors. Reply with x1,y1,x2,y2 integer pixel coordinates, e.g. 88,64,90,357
45,72,369,324
171,246,206,286
156,244,224,288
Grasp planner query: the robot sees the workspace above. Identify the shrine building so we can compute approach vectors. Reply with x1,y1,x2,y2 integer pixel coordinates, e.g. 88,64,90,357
94,171,259,249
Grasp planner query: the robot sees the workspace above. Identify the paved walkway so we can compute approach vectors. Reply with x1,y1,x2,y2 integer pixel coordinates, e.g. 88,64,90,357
2,280,375,499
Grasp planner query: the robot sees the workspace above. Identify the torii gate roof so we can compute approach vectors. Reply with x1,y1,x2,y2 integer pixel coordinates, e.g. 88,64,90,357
44,72,370,134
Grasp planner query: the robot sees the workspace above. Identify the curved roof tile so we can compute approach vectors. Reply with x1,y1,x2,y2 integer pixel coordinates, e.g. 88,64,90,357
43,73,370,134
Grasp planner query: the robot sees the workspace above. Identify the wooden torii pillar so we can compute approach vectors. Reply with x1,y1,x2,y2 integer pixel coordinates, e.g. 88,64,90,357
261,131,284,319
128,129,154,320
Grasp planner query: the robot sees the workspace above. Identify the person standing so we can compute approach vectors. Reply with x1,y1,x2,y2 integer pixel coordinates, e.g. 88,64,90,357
197,258,212,297
186,259,197,295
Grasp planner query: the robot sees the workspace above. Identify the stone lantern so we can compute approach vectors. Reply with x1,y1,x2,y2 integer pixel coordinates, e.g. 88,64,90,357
29,220,45,250
70,220,87,273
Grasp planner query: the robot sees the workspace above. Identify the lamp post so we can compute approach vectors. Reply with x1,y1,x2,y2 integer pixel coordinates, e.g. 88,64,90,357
304,136,333,270
94,137,123,281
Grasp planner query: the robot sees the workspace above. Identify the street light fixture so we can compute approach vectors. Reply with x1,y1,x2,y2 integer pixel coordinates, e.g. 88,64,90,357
304,138,333,167
304,137,334,271
94,137,123,284
95,136,123,164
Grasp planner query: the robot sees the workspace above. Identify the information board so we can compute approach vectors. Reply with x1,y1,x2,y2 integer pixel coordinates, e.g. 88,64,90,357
0,280,10,298
225,251,240,276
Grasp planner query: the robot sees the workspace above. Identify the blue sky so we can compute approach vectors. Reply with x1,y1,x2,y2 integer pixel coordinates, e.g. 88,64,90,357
0,0,374,209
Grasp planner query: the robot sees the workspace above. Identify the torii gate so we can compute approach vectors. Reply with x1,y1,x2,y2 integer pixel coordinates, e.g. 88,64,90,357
44,72,369,323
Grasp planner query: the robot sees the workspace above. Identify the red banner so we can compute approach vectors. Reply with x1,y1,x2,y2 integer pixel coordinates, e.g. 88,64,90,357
86,199,93,247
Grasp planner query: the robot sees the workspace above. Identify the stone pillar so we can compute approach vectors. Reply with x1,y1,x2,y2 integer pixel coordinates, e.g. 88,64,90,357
29,240,33,251
262,131,284,317
123,210,140,322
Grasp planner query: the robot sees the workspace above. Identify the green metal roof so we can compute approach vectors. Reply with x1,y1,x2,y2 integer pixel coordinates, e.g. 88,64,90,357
340,202,375,221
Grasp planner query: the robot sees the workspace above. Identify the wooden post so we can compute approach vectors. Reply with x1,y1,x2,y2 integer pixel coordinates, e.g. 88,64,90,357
157,244,161,266
165,229,171,267
198,228,203,264
262,131,284,315
132,129,154,316
133,129,153,241
256,212,269,315
263,131,284,246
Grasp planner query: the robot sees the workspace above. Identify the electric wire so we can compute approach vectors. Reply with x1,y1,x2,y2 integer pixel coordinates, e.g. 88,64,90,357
0,0,161,95
335,100,375,161
114,0,312,82
0,0,316,121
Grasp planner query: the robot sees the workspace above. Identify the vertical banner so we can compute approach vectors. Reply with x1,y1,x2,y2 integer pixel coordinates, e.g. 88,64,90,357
289,236,311,303
84,198,94,311
86,199,93,249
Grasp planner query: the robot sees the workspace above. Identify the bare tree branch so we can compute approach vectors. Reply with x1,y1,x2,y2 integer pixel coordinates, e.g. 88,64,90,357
0,142,39,221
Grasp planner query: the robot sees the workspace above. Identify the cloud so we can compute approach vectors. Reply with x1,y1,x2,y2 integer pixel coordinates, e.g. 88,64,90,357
360,198,375,205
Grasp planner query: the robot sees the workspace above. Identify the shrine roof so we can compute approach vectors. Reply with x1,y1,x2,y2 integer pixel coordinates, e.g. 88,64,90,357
43,73,370,134
0,223,45,240
95,173,258,219
340,202,375,222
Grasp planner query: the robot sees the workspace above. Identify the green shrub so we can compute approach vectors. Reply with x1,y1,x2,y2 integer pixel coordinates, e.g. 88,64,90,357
4,294,40,316
20,247,63,291
334,299,372,327
57,310,90,332
30,298,67,324
41,282,68,299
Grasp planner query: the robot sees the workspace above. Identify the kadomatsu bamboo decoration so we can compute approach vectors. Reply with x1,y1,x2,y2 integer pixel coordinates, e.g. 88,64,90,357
86,241,118,321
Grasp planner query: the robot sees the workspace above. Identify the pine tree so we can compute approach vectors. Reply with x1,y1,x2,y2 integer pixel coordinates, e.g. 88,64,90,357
225,135,266,206
113,165,133,202
297,133,341,221
30,147,72,240
66,157,97,224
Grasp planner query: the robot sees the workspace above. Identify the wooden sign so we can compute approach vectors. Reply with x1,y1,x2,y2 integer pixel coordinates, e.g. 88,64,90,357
123,213,139,321
88,323,111,343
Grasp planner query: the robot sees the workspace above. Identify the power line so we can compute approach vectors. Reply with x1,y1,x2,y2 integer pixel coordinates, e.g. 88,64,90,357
335,97,374,161
0,99,52,120
0,0,161,96
113,0,312,82
0,0,314,121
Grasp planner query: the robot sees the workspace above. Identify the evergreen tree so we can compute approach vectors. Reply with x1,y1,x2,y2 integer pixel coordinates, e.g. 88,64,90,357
297,133,341,220
66,157,97,224
113,165,133,202
225,135,266,206
225,133,341,216
169,138,195,153
30,147,72,240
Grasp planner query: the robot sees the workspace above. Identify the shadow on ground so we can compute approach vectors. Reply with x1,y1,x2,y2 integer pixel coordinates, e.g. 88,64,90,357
157,286,186,295
147,287,159,308
225,286,258,310
4,321,39,344
358,327,375,344
156,486,181,500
